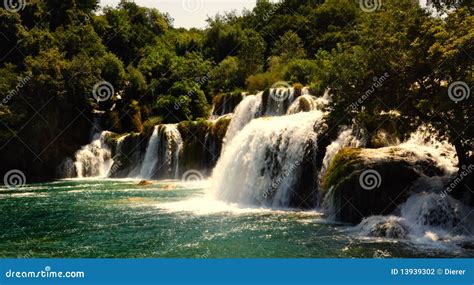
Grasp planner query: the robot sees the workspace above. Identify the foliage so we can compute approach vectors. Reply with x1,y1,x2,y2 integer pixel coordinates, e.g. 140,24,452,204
0,0,472,181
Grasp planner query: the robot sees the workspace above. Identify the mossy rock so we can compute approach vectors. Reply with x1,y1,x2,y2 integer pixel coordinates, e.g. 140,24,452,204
370,130,399,148
177,117,231,174
212,91,243,116
322,147,444,224
109,132,149,178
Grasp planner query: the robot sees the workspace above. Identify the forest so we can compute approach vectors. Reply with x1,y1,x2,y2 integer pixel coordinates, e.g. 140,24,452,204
0,0,472,183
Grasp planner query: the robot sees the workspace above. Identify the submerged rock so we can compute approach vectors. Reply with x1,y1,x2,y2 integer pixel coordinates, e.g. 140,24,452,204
357,216,409,239
138,180,152,186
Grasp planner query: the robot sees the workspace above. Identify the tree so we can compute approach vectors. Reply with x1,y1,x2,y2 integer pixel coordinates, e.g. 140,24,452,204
238,29,266,80
271,31,306,64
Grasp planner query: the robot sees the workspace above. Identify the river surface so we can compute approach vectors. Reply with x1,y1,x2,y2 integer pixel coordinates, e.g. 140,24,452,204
0,179,471,258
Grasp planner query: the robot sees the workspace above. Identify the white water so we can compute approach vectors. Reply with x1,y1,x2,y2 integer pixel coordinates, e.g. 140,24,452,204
355,191,473,248
223,87,303,147
348,126,470,248
265,88,295,116
397,125,458,174
223,93,263,146
139,125,183,179
211,110,326,207
73,131,114,178
287,93,330,115
140,126,161,179
351,126,458,176
319,126,365,183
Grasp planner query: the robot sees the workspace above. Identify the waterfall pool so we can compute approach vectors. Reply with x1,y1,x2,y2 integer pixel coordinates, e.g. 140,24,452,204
0,179,472,258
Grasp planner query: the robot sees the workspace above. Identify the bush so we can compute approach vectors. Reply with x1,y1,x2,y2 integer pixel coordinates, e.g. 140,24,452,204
246,71,282,93
283,59,319,85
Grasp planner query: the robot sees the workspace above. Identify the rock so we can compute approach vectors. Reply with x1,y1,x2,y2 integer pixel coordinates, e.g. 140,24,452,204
459,240,474,250
137,180,152,186
370,130,399,148
322,147,445,224
357,216,409,239
109,132,149,178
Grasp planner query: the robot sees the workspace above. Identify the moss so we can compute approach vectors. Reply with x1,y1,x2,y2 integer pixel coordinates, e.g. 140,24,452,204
322,147,438,223
104,132,121,151
177,117,231,174
142,116,162,134
109,132,147,178
293,83,303,97
322,147,363,191
104,111,122,133
177,119,212,139
211,116,231,139
212,90,243,115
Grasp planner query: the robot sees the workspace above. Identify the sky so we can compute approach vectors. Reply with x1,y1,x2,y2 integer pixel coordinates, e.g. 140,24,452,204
99,0,258,29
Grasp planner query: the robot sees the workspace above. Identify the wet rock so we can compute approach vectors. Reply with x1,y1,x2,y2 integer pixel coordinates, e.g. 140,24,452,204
322,147,446,223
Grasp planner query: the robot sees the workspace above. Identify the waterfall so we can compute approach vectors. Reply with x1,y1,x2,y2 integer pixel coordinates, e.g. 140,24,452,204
211,110,326,208
319,126,365,182
223,93,263,145
139,126,161,179
166,125,183,179
397,125,458,174
139,125,183,179
73,131,114,178
354,191,473,245
287,93,331,115
57,157,75,178
223,87,317,148
264,88,295,116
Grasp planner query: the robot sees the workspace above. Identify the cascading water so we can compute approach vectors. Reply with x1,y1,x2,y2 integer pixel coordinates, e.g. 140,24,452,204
345,125,473,247
211,110,326,208
319,126,365,182
354,191,474,247
139,126,161,179
57,157,75,178
223,93,263,146
286,93,330,115
139,125,183,179
73,131,114,178
396,125,458,174
265,88,295,116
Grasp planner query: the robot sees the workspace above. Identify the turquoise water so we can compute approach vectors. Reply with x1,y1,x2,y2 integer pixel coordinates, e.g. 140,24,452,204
0,180,471,258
